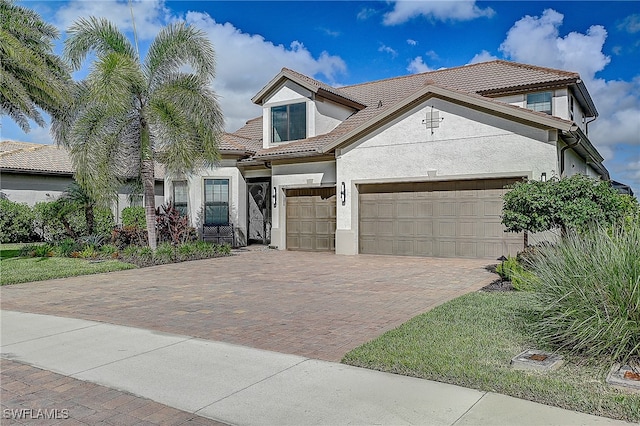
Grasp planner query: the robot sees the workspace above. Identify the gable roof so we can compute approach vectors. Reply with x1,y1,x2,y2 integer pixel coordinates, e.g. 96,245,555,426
227,60,593,162
0,140,165,179
251,67,366,110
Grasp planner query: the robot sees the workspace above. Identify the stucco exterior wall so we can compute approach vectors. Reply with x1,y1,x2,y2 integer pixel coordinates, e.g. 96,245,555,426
168,161,248,245
335,98,558,255
270,160,336,250
0,173,72,205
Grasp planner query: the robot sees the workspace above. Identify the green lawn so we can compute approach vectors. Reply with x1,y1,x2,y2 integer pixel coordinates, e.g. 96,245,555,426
0,256,136,285
342,291,640,423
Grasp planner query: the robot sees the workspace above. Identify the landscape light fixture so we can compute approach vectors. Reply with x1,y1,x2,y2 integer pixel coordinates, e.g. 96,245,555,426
541,172,547,182
273,186,277,208
340,182,346,205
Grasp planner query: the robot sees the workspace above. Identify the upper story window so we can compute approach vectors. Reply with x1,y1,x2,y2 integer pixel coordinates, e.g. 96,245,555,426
204,179,229,225
526,92,552,115
172,181,188,216
272,102,306,142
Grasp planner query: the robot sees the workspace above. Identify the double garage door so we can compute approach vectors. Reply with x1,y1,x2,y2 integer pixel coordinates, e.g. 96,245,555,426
359,178,523,258
286,187,336,252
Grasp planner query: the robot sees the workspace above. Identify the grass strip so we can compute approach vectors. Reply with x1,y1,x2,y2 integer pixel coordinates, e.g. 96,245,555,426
342,291,640,422
0,257,136,285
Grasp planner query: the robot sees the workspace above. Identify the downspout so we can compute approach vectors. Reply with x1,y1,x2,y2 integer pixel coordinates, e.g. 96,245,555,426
585,116,597,136
560,136,581,177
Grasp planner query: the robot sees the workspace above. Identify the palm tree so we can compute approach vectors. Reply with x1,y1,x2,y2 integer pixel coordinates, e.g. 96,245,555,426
0,0,71,131
53,17,223,249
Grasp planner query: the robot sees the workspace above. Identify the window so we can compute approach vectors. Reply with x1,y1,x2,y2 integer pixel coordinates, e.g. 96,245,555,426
272,102,306,142
173,181,188,216
526,92,552,115
204,179,229,225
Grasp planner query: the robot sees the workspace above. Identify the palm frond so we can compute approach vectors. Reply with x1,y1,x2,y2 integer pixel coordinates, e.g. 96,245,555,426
64,16,136,71
144,22,216,90
0,0,71,129
149,72,223,175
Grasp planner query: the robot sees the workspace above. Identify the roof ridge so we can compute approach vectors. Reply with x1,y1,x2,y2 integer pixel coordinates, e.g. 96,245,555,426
337,60,579,91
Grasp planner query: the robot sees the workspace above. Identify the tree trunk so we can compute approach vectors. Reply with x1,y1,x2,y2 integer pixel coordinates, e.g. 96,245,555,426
140,114,157,250
141,158,157,249
85,204,95,235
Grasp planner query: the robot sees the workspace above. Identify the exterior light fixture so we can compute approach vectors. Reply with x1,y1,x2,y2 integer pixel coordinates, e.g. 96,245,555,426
340,182,346,205
273,186,277,208
541,172,547,182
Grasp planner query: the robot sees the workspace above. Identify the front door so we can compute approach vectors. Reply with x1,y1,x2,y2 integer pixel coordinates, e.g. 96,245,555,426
247,180,271,244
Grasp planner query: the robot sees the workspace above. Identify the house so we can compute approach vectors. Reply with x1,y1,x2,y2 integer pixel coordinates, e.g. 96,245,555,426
167,60,610,258
0,140,165,223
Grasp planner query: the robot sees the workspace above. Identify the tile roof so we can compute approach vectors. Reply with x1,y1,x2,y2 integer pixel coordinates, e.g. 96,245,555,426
0,140,165,179
226,60,584,161
0,141,74,174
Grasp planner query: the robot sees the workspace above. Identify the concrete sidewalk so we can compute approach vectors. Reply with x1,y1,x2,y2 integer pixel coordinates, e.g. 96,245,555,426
0,310,630,426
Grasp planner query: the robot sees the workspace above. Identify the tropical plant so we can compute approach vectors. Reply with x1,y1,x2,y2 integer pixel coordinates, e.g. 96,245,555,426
502,174,638,235
0,0,71,131
156,202,196,245
524,223,640,364
52,17,224,249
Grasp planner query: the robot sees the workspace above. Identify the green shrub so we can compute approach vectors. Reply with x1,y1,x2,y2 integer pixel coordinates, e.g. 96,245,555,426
176,241,197,261
33,201,86,242
78,245,98,259
111,226,147,248
216,243,232,255
0,199,37,243
495,256,537,291
154,242,175,264
121,206,146,228
26,243,55,258
99,244,119,258
54,238,80,257
95,207,116,237
526,223,640,363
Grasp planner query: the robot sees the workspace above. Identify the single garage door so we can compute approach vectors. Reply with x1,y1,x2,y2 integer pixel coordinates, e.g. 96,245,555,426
359,178,523,258
286,187,336,252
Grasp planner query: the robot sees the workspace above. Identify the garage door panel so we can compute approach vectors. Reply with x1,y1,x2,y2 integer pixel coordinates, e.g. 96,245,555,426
396,240,415,256
358,178,523,258
438,240,456,257
396,201,415,218
416,201,433,216
458,221,476,237
458,241,477,257
438,202,457,217
286,190,336,252
397,221,415,237
415,240,434,256
437,221,456,238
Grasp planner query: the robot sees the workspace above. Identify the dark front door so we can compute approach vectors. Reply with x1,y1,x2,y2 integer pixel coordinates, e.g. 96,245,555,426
247,180,271,244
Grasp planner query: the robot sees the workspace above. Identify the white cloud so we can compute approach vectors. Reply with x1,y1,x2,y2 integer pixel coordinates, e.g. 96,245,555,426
468,50,498,64
357,8,377,21
53,0,171,39
498,8,640,193
184,12,347,132
407,56,434,74
406,39,417,46
378,44,398,58
383,0,494,26
618,13,640,33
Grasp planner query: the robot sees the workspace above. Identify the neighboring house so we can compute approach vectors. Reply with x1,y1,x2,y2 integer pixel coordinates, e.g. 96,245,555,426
0,140,165,223
167,60,613,259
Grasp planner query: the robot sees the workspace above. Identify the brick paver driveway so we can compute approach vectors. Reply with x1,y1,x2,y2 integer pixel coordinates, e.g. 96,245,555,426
0,249,496,361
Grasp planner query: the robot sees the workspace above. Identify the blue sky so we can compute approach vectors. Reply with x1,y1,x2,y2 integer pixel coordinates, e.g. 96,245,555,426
3,1,639,193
